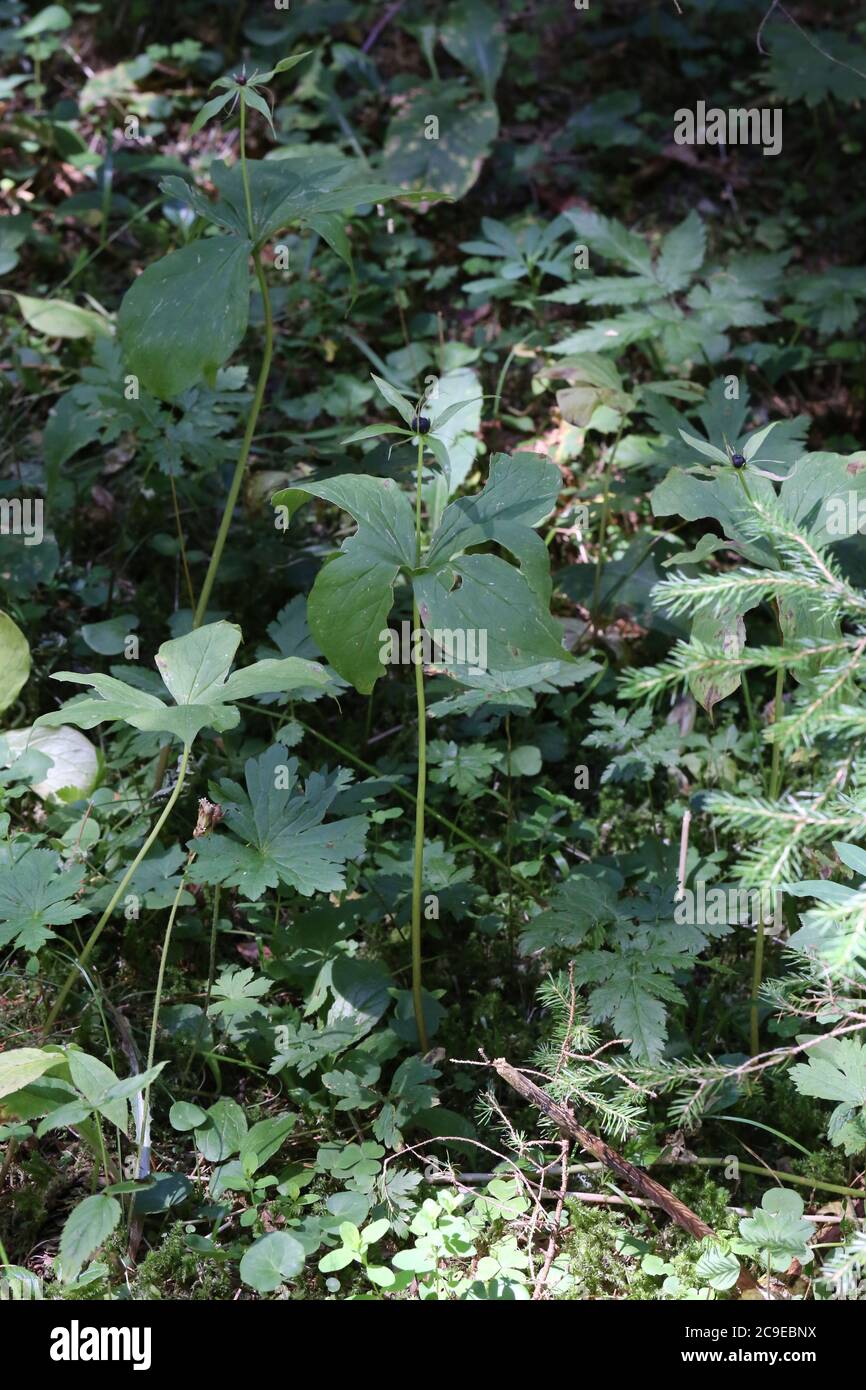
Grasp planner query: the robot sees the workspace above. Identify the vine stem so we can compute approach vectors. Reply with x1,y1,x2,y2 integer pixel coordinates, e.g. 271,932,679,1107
44,747,191,1031
137,856,193,1179
410,435,430,1052
193,94,273,629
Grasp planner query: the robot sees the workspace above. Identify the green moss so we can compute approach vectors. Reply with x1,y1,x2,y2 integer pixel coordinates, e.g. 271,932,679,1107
130,1223,234,1300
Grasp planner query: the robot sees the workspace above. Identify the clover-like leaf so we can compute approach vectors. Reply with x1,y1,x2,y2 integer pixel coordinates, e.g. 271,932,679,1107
36,621,328,748
737,1188,814,1272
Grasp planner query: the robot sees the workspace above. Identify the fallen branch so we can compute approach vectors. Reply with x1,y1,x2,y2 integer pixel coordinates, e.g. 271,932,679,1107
491,1055,758,1294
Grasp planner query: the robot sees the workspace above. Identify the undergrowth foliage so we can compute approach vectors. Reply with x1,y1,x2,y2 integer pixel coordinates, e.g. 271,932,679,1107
1,0,866,1311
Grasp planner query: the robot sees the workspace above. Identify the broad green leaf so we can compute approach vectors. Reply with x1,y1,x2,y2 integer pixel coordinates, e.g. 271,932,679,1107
835,841,866,876
240,1232,305,1292
163,158,433,248
240,1114,297,1176
0,611,30,713
440,0,507,100
59,1194,121,1282
68,1051,127,1134
7,292,111,340
738,1188,813,1271
651,467,776,565
119,237,252,399
414,555,567,671
194,1097,248,1163
36,621,328,748
169,1101,208,1131
273,476,416,693
318,1245,355,1273
791,1037,866,1107
0,1048,60,1100
20,5,71,37
425,451,560,601
383,82,498,200
688,606,747,714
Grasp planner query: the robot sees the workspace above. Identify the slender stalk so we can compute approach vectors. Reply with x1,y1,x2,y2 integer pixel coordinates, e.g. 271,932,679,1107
44,746,191,1031
750,661,786,1054
204,883,221,1019
193,95,273,629
410,436,430,1052
179,883,221,1088
590,415,627,625
168,470,196,612
749,911,767,1058
736,468,787,1055
768,663,785,801
137,859,192,1179
664,1157,865,1200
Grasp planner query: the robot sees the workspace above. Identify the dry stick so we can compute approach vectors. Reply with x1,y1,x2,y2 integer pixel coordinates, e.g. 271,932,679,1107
532,1137,570,1300
676,807,692,901
490,1055,758,1293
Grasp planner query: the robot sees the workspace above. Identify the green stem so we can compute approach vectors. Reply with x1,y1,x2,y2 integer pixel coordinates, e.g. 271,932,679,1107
590,416,627,625
137,859,192,1179
736,467,786,1056
44,747,191,1031
768,662,785,802
667,1157,865,1201
408,439,430,1045
204,883,221,1019
410,436,430,1052
751,661,786,1054
192,97,273,629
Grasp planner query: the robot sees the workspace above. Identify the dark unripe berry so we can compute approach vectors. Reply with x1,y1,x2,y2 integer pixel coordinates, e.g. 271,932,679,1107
731,453,746,468
412,415,430,433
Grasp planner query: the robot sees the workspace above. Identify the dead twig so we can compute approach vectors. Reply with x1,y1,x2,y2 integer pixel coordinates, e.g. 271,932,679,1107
489,1054,758,1294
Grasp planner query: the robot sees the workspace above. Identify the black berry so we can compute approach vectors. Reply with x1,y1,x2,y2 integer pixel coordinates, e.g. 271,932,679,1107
412,415,430,433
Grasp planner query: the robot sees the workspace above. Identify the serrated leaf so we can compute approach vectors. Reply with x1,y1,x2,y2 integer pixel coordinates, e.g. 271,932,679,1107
59,1194,121,1282
190,743,367,899
0,848,87,954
